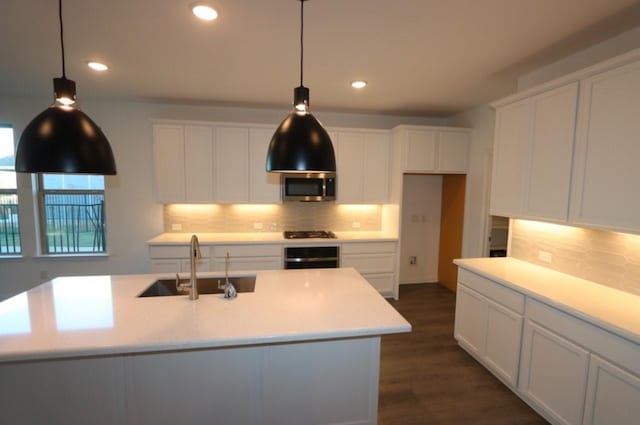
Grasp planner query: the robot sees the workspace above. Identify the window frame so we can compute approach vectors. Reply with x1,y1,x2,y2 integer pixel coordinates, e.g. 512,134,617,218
0,125,21,256
37,174,108,255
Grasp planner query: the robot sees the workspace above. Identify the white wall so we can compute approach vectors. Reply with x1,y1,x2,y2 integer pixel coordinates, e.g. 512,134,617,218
447,105,495,258
518,26,640,90
399,174,442,284
0,96,442,300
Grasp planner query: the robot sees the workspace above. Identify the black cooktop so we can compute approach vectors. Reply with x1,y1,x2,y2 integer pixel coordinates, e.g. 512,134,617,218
283,230,337,239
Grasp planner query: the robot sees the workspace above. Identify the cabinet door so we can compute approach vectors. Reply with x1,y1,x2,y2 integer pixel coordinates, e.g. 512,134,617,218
484,300,523,387
454,285,487,357
249,127,280,203
362,133,390,202
570,59,640,233
525,83,578,222
215,126,249,203
490,100,531,217
337,131,365,203
439,131,469,173
519,320,590,425
583,354,640,425
151,259,181,274
184,125,214,202
404,130,437,172
153,125,185,203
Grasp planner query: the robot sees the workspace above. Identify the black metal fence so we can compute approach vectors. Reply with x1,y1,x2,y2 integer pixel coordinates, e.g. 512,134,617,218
0,193,20,254
42,193,106,253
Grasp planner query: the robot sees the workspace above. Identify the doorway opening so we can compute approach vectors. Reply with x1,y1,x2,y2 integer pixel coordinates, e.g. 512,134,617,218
399,173,466,292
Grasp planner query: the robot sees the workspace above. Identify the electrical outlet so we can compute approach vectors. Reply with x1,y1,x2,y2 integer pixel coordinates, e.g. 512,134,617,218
352,222,361,229
253,222,263,230
171,223,182,231
538,250,553,263
410,256,417,265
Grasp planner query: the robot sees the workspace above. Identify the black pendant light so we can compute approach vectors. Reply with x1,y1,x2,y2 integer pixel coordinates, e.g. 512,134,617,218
266,0,336,173
15,0,116,175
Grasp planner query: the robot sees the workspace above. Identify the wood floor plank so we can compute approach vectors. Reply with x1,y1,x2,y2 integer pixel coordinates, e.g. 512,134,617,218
378,283,548,425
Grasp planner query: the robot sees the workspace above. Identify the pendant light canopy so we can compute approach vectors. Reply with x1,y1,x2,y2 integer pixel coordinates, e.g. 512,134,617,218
15,0,116,175
266,0,336,173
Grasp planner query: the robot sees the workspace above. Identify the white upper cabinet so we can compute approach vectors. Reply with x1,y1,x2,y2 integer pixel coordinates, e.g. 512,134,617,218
491,82,578,221
153,124,186,203
393,126,470,174
569,59,640,233
249,127,280,203
491,50,640,233
215,126,249,203
490,101,531,217
153,122,283,204
336,130,390,204
184,126,214,202
525,83,578,221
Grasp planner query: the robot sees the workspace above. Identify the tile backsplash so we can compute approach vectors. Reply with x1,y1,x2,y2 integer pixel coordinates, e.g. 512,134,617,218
510,219,640,297
164,203,382,233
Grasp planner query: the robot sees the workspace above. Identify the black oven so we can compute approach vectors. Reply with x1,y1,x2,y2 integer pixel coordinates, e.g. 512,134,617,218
284,246,340,269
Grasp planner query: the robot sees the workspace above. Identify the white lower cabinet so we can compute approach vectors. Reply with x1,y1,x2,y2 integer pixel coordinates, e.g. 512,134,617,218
583,354,640,425
519,320,590,425
149,245,211,273
455,265,640,425
454,269,524,387
213,244,282,272
341,242,397,296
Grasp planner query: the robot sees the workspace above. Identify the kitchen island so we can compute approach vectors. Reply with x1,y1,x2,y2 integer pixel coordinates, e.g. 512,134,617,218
0,268,410,425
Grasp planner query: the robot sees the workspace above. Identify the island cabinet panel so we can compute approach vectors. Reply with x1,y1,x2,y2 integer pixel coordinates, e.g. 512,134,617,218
0,356,127,425
569,58,640,233
262,338,380,425
341,242,397,296
454,269,524,387
125,348,263,425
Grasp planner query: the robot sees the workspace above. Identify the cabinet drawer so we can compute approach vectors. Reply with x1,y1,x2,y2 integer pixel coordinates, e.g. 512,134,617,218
362,273,394,294
149,245,211,259
213,257,281,272
342,253,395,274
526,299,640,377
458,269,524,314
341,242,396,254
214,244,282,258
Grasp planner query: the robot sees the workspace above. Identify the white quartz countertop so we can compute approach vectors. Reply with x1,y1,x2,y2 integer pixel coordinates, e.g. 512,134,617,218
0,268,410,363
146,231,398,245
454,257,640,344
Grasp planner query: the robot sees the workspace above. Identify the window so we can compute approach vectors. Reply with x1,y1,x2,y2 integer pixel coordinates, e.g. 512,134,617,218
0,126,21,255
38,174,107,254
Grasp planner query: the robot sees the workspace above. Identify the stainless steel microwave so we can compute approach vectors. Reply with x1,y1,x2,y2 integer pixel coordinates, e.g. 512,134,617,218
281,173,336,202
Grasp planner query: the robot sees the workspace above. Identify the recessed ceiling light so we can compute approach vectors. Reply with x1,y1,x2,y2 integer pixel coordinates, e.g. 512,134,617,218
191,3,218,21
87,61,109,72
351,80,367,89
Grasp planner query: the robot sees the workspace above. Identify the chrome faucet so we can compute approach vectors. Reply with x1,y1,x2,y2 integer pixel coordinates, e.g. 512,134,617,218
176,234,201,300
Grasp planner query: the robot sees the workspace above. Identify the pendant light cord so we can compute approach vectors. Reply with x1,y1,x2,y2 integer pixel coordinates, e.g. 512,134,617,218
59,0,66,78
299,0,304,87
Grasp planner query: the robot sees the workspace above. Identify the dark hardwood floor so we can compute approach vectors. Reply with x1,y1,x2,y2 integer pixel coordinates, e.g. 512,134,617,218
378,283,548,425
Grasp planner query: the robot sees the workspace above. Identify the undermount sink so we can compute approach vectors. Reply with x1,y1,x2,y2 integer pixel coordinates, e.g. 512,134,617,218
139,276,256,297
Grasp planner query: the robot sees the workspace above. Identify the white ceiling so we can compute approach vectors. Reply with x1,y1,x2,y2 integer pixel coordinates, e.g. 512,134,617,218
2,0,640,117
